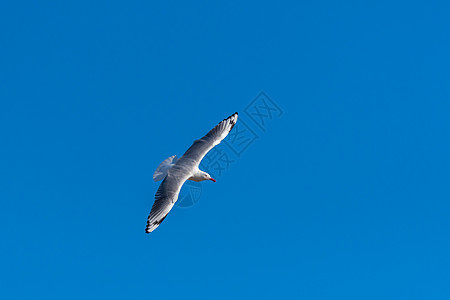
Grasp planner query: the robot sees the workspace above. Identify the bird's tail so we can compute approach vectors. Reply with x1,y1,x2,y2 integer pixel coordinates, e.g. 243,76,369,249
153,155,178,181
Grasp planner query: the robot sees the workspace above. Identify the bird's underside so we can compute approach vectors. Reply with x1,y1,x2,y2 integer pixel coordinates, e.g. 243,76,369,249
145,112,238,233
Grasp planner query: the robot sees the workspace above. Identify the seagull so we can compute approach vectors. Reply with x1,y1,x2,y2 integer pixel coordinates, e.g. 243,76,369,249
146,112,238,233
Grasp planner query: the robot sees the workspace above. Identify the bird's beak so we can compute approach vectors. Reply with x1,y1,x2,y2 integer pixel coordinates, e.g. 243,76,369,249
210,178,216,182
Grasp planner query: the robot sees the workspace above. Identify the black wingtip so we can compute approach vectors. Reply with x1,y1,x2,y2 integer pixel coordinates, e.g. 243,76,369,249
222,112,237,122
227,112,238,120
229,112,238,131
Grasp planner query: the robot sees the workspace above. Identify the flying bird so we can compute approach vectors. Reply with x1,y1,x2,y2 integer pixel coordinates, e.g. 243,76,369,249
146,112,238,233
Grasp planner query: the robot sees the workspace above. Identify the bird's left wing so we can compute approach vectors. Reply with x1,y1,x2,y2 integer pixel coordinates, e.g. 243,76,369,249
145,169,190,233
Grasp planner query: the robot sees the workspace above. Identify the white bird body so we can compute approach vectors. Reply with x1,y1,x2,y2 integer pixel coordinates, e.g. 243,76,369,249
146,112,238,233
154,161,208,182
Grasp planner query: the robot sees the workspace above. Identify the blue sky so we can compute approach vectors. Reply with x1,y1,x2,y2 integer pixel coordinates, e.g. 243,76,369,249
1,1,450,299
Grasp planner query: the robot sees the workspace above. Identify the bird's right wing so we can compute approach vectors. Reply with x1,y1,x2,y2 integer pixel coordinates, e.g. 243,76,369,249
178,112,238,167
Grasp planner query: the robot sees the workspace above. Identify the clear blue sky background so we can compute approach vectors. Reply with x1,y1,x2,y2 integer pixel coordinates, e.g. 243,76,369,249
1,1,450,299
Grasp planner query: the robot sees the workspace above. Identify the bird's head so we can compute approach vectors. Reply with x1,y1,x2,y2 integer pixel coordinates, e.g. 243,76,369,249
202,171,216,182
